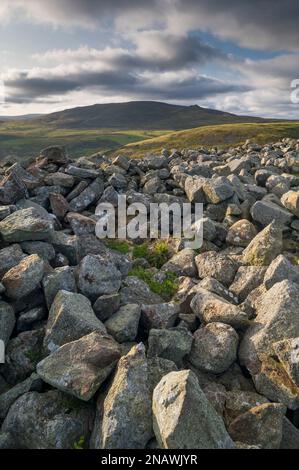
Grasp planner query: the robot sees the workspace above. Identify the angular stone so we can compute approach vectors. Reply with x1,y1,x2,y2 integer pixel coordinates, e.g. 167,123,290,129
280,417,299,449
49,193,69,220
272,337,299,386
105,304,141,343
152,370,234,449
191,288,249,329
224,390,269,426
68,178,104,212
147,326,193,367
2,390,93,449
44,172,74,187
250,200,293,226
65,165,100,179
242,222,283,266
195,251,238,287
93,293,121,322
226,219,257,247
189,322,239,374
120,276,163,305
42,266,77,309
263,254,299,289
184,176,206,203
141,302,180,332
78,254,122,301
147,357,178,393
100,344,152,449
66,212,96,236
229,266,266,302
0,373,42,420
198,277,238,304
2,254,45,300
16,306,46,333
44,290,106,353
0,207,53,242
21,241,55,261
37,331,120,401
162,248,197,277
281,190,299,217
48,231,79,265
203,177,234,204
228,403,285,449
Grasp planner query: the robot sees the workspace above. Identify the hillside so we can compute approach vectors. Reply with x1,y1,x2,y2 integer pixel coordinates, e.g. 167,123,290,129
35,101,267,130
115,122,299,158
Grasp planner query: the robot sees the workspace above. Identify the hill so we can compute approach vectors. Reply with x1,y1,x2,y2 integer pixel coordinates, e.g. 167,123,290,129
115,122,299,158
35,101,267,130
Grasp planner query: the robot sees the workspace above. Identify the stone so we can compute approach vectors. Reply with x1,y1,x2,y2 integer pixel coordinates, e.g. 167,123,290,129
161,248,197,277
2,254,45,300
78,254,122,301
120,276,163,305
68,177,104,212
263,254,299,289
21,241,55,261
49,193,69,220
280,417,299,449
195,251,238,287
0,373,42,420
226,219,257,247
105,304,141,343
203,176,234,204
147,357,178,393
16,306,46,333
43,290,106,353
0,244,25,277
228,403,285,449
147,326,193,367
2,328,44,384
44,172,74,187
48,231,79,265
0,207,53,242
189,322,239,374
242,221,283,266
93,293,121,322
281,190,299,217
42,266,77,309
100,344,152,449
184,176,206,203
229,266,266,302
0,301,15,346
65,164,100,179
1,390,93,449
224,390,269,426
39,145,67,163
272,337,299,386
250,200,293,226
37,331,120,401
66,212,96,236
141,302,180,332
152,370,234,449
198,277,238,304
190,288,249,329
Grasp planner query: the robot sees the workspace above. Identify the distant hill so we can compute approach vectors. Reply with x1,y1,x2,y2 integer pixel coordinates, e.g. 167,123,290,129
0,114,42,121
116,122,299,158
35,101,269,130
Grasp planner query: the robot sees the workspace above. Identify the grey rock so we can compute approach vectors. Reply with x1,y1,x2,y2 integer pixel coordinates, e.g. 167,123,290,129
141,302,180,332
226,219,257,247
147,326,193,367
0,244,25,277
250,200,293,226
189,322,239,374
195,251,238,287
263,254,299,289
153,370,234,449
21,241,55,261
16,306,46,333
93,293,121,322
120,276,163,305
203,176,234,203
2,254,45,300
105,304,141,343
0,207,53,242
0,373,42,419
42,266,77,309
162,248,197,277
44,290,106,353
242,221,283,266
68,177,104,212
229,266,266,302
0,301,15,346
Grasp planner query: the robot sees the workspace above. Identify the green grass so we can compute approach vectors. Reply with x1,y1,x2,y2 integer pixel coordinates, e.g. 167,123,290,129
0,120,167,162
105,239,131,254
129,266,178,300
116,122,299,158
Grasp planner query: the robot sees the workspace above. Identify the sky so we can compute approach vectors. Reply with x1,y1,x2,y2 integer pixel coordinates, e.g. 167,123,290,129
0,0,299,118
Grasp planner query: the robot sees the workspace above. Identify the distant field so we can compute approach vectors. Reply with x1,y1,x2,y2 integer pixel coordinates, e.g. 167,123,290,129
0,120,167,162
116,122,299,158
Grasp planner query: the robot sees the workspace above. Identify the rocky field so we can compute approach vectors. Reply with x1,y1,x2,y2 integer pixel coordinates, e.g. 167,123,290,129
0,140,299,449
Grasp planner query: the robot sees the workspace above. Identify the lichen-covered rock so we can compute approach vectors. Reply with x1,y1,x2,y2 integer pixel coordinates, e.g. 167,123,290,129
0,207,53,242
0,373,42,420
78,254,122,301
141,302,180,332
161,248,197,277
43,290,106,353
147,326,193,367
93,293,121,321
68,177,104,212
189,323,239,374
226,219,257,247
203,177,234,204
1,390,94,449
2,254,45,300
228,403,286,449
263,255,299,289
229,265,266,302
37,332,120,401
281,190,299,217
105,304,141,343
100,344,152,449
250,200,293,226
0,301,15,346
242,221,283,266
195,251,238,287
0,244,25,277
42,266,77,309
152,370,234,449
120,276,163,305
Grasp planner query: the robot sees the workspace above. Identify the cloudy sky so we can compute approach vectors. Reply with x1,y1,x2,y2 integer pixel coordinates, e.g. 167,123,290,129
0,0,299,117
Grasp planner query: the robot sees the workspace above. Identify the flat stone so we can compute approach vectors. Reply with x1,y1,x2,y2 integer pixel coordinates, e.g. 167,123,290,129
250,200,293,226
0,207,53,242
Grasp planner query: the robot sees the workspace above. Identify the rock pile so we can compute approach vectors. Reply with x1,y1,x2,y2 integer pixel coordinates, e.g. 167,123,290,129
0,140,299,449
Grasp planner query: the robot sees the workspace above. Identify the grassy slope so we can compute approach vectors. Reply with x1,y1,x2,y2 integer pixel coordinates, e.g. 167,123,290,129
0,120,167,161
116,122,299,158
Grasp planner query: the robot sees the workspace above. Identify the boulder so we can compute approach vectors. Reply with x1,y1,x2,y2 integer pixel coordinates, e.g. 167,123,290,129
105,304,141,343
195,251,238,287
0,207,53,242
242,222,283,266
147,326,193,367
2,254,45,300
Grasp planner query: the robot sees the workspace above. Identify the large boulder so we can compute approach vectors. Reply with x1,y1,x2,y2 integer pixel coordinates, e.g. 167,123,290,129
0,207,53,242
195,251,238,287
43,290,106,353
99,344,152,449
37,332,120,401
250,200,293,226
2,254,45,300
242,222,283,266
152,370,234,449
